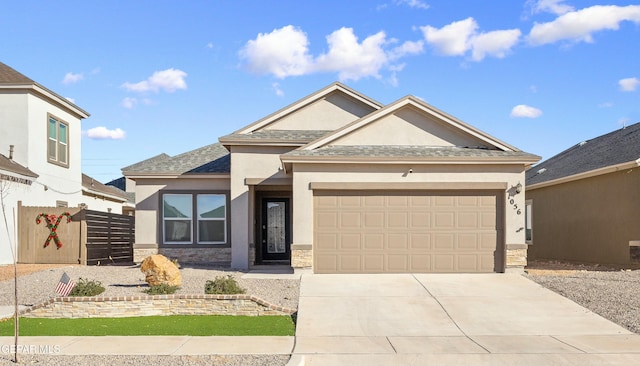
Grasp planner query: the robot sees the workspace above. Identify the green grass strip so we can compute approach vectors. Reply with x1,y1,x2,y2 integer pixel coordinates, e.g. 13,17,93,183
0,315,295,336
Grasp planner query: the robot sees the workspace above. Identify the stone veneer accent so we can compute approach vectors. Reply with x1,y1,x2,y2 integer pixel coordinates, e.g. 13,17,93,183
134,248,158,263
506,243,527,271
20,295,296,319
158,248,232,265
291,245,312,268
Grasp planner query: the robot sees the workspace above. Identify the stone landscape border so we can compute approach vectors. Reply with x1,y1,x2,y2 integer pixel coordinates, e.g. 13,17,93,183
15,294,297,319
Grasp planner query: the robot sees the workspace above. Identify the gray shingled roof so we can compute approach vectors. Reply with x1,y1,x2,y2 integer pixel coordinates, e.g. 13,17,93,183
0,62,33,84
0,154,38,178
123,143,230,175
121,153,171,172
219,130,332,143
283,145,540,160
526,122,640,186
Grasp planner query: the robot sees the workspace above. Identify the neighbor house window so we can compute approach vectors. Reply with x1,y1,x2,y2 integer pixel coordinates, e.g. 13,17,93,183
48,115,69,166
525,200,533,244
162,192,228,245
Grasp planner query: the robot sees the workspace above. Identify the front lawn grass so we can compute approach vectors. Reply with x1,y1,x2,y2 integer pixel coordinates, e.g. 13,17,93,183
0,315,295,336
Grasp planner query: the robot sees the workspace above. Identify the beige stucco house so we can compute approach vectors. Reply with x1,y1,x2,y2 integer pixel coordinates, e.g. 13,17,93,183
526,122,640,265
125,83,540,273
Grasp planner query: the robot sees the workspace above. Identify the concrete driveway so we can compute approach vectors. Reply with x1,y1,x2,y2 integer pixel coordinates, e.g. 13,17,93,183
288,273,640,366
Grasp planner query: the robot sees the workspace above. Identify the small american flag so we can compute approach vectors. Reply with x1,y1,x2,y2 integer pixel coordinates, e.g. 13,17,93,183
55,272,76,297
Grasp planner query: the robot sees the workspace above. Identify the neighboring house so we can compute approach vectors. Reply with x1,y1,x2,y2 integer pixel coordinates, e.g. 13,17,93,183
125,83,540,273
0,62,126,265
525,122,640,265
81,174,130,214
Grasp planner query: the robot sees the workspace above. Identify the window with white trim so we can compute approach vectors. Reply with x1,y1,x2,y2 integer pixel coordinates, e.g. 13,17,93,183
162,192,227,245
48,115,69,167
525,200,533,244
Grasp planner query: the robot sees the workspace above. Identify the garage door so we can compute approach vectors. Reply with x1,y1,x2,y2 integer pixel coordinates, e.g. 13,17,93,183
313,190,502,273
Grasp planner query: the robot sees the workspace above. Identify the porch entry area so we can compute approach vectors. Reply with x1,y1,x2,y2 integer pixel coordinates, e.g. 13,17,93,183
254,191,291,263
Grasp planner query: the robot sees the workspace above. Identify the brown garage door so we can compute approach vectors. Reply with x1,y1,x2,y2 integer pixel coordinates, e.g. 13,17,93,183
313,190,502,273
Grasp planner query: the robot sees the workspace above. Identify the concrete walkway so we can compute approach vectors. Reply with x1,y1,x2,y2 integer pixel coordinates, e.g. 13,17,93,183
288,273,640,366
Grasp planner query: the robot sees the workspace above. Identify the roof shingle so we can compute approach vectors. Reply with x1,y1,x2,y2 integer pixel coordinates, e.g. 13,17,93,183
123,143,230,175
526,122,640,185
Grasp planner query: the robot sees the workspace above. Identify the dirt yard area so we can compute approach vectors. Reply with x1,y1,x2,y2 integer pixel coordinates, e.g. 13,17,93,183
0,264,69,282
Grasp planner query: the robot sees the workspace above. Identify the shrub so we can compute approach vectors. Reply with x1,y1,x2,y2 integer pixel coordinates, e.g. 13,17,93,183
144,283,179,295
69,278,105,297
205,275,245,294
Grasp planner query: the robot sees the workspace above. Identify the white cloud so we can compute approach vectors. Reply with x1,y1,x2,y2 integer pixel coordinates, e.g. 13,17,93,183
272,82,284,96
315,28,390,81
122,68,188,93
528,5,640,45
395,0,429,10
510,104,543,118
421,18,521,61
65,97,76,103
121,97,137,109
239,25,312,78
619,77,640,92
529,0,574,15
240,25,423,82
85,127,126,140
470,29,521,61
598,101,613,108
62,72,84,85
421,18,477,56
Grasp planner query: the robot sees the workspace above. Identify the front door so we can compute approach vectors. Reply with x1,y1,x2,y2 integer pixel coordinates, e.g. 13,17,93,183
261,198,290,261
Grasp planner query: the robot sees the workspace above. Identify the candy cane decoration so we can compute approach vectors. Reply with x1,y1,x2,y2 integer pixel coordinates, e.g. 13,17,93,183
35,212,72,249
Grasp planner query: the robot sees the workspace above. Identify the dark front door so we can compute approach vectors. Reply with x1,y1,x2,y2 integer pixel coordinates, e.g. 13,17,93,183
261,198,290,261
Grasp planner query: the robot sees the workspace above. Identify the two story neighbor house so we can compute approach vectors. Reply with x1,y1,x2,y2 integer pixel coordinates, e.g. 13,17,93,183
125,83,540,273
0,62,127,265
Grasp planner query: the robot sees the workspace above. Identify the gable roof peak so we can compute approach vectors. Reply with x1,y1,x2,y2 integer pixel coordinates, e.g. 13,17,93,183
232,81,383,135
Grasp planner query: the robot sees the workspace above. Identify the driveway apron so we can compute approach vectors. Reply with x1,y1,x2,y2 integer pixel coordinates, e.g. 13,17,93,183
288,273,640,366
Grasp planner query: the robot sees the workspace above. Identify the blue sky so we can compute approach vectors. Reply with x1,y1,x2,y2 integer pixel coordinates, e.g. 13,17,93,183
1,0,639,182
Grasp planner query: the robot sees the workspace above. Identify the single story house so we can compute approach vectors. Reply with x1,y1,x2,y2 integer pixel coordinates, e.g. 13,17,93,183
125,83,540,273
526,122,640,265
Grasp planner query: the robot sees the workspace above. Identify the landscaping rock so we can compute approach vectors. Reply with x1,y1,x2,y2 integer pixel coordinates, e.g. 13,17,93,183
140,254,182,287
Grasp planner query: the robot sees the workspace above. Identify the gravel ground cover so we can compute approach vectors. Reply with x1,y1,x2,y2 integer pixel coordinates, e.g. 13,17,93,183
0,354,290,366
526,260,640,334
0,264,299,310
0,264,298,365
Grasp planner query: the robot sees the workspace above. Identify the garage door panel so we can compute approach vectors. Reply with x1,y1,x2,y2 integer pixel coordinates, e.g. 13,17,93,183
340,212,361,228
363,255,385,272
387,255,408,271
363,233,384,250
339,233,361,250
364,212,384,227
434,234,455,250
314,191,500,273
411,255,431,271
388,212,409,228
411,233,430,249
388,233,409,249
339,255,362,272
316,212,338,228
434,212,455,228
316,233,338,250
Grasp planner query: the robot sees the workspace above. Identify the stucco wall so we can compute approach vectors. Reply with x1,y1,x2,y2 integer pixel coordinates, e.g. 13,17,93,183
526,168,640,265
291,163,528,267
133,177,230,248
229,146,291,269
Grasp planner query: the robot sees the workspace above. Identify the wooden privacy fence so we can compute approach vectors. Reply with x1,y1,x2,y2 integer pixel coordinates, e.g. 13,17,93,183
17,202,135,265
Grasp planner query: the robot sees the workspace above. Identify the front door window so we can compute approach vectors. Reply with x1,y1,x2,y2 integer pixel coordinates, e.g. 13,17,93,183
262,198,290,261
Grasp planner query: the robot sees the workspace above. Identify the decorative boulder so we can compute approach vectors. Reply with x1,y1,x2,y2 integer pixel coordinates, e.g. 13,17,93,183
140,254,182,287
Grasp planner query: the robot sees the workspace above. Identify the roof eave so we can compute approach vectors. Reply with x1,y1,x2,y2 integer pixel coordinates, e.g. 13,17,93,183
124,172,231,180
81,187,127,202
528,158,640,190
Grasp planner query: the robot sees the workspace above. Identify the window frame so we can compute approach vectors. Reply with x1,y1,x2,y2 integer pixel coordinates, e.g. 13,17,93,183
525,199,533,244
159,190,231,248
47,114,69,168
